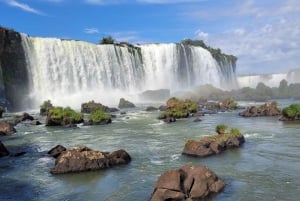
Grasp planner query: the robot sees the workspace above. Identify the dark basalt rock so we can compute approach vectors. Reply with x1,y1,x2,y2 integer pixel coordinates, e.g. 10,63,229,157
0,121,16,135
193,117,202,122
146,106,158,111
0,27,30,111
50,146,131,174
118,98,135,109
0,141,9,157
48,145,67,158
158,105,167,111
31,120,42,125
150,165,225,201
163,116,176,123
14,112,34,125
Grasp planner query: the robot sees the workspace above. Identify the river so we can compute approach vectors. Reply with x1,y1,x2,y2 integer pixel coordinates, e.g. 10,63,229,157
1,101,300,201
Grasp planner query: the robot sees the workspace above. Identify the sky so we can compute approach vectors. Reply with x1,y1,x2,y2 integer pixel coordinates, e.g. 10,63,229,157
0,0,300,75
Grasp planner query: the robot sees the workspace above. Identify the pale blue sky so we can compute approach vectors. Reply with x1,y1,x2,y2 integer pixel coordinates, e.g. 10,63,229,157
1,0,300,75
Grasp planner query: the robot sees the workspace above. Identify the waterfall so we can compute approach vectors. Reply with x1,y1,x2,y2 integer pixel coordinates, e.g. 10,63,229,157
21,35,237,108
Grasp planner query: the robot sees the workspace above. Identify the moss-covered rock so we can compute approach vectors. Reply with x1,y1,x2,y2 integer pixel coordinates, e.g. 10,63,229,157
182,126,245,157
46,106,84,126
40,100,53,116
87,108,112,125
118,98,135,109
81,100,119,113
159,97,197,120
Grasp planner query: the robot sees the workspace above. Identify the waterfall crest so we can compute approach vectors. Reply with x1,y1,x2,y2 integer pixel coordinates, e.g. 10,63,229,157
21,35,237,107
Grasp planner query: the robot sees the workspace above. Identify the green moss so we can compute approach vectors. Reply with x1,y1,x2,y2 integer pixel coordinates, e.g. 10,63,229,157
215,124,228,134
88,108,111,123
48,106,83,124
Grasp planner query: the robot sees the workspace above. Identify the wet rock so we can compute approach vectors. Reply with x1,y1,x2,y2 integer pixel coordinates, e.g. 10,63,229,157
182,133,245,157
31,120,42,125
239,102,281,117
193,117,202,122
50,146,131,174
81,100,119,113
146,106,158,111
0,122,16,135
158,105,167,111
14,112,34,124
118,98,135,109
150,165,225,201
48,145,67,158
0,141,9,157
163,116,176,123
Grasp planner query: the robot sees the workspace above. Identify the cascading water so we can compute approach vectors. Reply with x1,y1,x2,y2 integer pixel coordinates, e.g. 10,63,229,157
21,35,237,108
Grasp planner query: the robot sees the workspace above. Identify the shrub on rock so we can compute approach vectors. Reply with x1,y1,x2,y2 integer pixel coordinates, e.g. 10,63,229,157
159,97,198,121
118,98,135,109
280,103,300,121
46,107,83,126
40,100,53,116
88,108,112,125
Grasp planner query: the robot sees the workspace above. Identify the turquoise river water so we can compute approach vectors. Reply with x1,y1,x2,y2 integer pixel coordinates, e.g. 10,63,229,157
1,101,300,201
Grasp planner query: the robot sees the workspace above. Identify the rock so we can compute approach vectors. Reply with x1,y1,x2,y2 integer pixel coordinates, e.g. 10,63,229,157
86,108,112,125
14,112,34,124
0,141,9,157
182,133,245,157
81,100,119,113
31,120,42,125
46,107,84,126
163,116,176,123
139,89,170,101
158,105,167,111
150,165,225,201
0,106,4,118
0,122,16,135
146,106,158,111
12,151,26,157
120,111,126,115
50,146,131,174
193,117,202,122
40,100,53,116
239,102,281,117
118,98,135,109
48,145,67,158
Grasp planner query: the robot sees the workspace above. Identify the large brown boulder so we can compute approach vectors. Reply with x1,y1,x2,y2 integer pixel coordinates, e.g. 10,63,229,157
50,146,131,174
0,122,16,135
150,165,225,201
0,141,9,157
48,145,66,158
182,133,245,157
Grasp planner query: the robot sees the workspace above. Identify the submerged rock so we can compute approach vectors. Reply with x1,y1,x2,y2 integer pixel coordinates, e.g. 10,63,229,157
146,106,158,111
0,122,16,135
150,165,225,201
50,146,131,174
0,141,9,157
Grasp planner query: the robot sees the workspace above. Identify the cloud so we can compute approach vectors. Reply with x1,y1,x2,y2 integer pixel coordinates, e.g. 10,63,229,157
5,0,44,15
194,30,209,40
84,28,100,34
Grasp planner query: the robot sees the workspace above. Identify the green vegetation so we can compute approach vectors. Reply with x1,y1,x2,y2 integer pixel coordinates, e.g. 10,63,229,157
159,97,198,119
180,80,300,102
99,36,115,44
181,39,237,63
40,100,53,110
48,106,83,125
215,124,228,134
88,108,111,123
282,104,300,120
201,126,243,144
